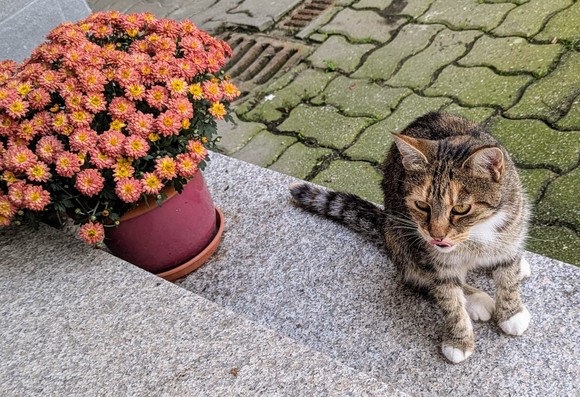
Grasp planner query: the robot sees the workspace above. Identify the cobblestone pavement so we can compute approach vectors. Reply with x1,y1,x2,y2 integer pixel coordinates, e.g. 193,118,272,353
88,0,580,265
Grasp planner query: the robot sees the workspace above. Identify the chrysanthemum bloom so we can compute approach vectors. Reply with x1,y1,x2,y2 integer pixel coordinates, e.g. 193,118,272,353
188,83,203,100
0,195,16,218
8,181,26,206
64,93,83,110
55,151,81,177
27,88,51,110
51,112,69,133
168,78,188,96
75,168,105,196
145,85,169,109
168,97,193,118
187,140,207,162
141,172,163,195
125,83,146,100
23,185,51,211
6,97,29,118
99,130,126,157
124,135,149,158
202,80,222,102
70,109,93,128
209,102,226,119
26,162,51,182
89,148,115,169
176,154,199,178
2,170,19,185
38,69,62,91
6,146,36,172
155,156,178,180
127,111,155,137
84,92,107,113
109,97,136,120
77,67,107,92
16,120,38,141
156,111,182,136
79,221,105,244
115,177,142,203
70,128,98,152
0,114,16,136
112,160,135,181
222,80,241,101
35,135,64,163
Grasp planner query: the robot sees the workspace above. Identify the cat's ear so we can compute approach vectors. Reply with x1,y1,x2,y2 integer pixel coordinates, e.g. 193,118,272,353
393,134,431,171
463,147,504,182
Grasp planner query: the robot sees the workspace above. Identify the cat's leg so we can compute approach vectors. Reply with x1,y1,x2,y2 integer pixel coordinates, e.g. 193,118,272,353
463,284,495,322
433,282,475,363
519,257,531,280
493,258,530,335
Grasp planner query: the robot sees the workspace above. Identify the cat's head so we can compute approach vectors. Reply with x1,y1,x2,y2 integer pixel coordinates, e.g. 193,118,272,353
393,133,507,253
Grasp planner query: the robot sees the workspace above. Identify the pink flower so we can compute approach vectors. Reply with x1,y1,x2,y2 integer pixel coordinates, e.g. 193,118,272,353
5,146,36,172
156,111,182,136
79,222,105,244
23,185,51,211
0,195,17,218
26,162,51,182
168,97,193,118
70,128,98,152
176,154,199,178
222,80,240,101
141,172,163,195
55,151,81,177
208,102,226,119
27,88,51,110
155,156,177,180
88,148,115,169
127,111,155,137
124,135,149,158
145,85,168,109
7,181,26,206
99,130,126,157
109,97,136,120
84,92,106,113
115,177,142,203
75,168,105,196
187,140,207,162
202,80,222,102
35,136,64,163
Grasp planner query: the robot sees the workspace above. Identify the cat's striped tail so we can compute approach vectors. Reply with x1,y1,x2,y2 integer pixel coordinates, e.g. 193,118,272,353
289,182,385,239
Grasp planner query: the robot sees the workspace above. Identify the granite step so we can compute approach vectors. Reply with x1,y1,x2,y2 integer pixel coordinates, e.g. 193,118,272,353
178,153,580,397
0,223,405,396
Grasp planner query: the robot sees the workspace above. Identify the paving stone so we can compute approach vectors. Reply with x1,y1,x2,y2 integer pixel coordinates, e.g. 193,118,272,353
535,2,580,43
319,8,406,43
268,143,332,180
353,0,436,17
535,167,580,228
556,96,580,130
491,118,580,172
425,65,531,108
459,36,563,75
278,105,374,149
231,131,297,167
308,35,375,73
345,95,452,163
224,0,303,31
517,168,557,204
319,76,412,119
388,29,482,89
352,24,444,81
418,0,515,31
215,114,266,155
505,52,580,123
493,0,573,37
245,68,335,123
442,103,496,124
527,225,579,266
312,160,383,203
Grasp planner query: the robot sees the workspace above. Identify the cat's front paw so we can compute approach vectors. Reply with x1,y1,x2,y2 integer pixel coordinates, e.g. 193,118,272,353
442,344,473,364
499,307,530,336
465,291,495,321
519,257,531,280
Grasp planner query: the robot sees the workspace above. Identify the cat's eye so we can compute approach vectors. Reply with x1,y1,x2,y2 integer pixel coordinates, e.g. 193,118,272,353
452,204,471,215
415,200,430,212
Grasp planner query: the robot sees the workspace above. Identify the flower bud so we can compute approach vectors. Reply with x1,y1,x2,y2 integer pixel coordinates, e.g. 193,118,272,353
75,208,82,214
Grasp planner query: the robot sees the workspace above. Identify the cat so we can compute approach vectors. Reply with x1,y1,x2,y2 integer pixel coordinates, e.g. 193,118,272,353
289,112,531,363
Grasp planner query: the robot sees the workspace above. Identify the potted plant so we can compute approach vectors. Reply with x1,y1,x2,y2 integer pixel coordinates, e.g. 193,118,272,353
0,11,240,280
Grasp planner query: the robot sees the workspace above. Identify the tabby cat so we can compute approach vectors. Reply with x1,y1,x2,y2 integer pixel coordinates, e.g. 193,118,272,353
290,112,531,363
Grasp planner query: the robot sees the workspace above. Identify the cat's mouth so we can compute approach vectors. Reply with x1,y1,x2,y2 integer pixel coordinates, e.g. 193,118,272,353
429,239,456,252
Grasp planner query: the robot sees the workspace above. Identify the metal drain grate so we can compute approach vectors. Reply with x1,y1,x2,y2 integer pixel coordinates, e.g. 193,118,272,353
221,33,311,94
279,0,335,30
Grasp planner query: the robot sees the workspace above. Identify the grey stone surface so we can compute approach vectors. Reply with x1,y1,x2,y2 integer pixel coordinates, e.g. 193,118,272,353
180,154,579,397
0,0,91,62
0,219,402,396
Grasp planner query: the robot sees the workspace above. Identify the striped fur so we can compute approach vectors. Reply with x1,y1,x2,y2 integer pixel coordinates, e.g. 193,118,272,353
289,112,531,363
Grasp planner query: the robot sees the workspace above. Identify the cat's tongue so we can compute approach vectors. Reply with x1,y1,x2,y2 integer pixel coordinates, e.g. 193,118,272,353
429,240,452,248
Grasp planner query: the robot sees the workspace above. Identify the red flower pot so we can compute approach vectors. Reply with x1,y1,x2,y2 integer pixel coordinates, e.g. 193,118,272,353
105,172,224,281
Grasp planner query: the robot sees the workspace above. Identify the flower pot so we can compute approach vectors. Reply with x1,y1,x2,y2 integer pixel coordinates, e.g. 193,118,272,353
105,172,223,281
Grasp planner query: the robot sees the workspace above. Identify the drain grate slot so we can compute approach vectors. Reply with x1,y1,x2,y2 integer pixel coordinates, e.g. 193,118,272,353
279,0,335,30
221,33,311,93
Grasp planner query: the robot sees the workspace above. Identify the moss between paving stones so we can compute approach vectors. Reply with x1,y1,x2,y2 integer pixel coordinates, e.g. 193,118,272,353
458,36,563,75
231,131,297,167
353,0,436,18
535,2,580,43
505,52,580,123
527,225,579,266
425,65,531,108
319,76,411,119
517,168,557,204
268,143,332,180
352,24,444,81
345,95,452,163
308,35,375,74
442,103,496,124
215,115,266,155
319,8,406,43
278,104,374,149
535,167,580,228
493,0,573,37
418,0,515,31
491,118,580,172
388,29,482,90
312,160,383,204
245,68,335,123
556,97,580,130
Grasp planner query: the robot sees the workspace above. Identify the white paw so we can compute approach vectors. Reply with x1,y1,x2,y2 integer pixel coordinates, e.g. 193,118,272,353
465,291,495,321
499,307,530,336
442,344,473,363
519,257,531,280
